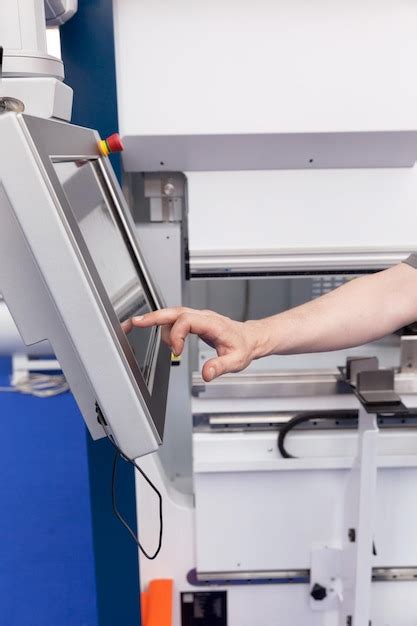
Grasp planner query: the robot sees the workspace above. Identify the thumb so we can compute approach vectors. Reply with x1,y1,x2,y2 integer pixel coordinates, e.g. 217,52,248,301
202,353,242,382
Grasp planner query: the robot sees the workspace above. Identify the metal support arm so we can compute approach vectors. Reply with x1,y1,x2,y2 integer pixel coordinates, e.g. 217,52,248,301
310,404,379,625
341,405,379,625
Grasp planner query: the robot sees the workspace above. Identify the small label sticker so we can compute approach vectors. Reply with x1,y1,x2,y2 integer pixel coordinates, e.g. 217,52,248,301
181,591,227,625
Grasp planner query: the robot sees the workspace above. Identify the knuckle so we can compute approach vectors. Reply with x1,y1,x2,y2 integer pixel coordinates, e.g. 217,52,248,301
235,352,247,369
172,307,185,319
177,312,190,325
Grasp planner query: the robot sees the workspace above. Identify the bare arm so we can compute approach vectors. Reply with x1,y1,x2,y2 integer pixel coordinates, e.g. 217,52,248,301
132,263,417,381
260,263,417,354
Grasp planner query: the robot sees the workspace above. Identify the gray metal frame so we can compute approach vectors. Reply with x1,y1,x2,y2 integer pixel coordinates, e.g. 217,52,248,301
0,112,171,458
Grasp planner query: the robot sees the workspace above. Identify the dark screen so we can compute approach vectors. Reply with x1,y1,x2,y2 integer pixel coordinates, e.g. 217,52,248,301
53,159,157,386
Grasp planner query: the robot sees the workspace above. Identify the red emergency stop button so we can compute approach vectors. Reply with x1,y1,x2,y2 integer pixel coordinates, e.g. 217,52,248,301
98,133,124,157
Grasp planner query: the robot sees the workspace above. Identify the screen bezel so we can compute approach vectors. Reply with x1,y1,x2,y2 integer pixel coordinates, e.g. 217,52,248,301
20,115,171,441
51,158,159,390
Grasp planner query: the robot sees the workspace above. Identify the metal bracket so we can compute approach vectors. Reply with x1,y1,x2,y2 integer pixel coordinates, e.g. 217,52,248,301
342,357,407,414
400,334,417,372
310,357,388,625
309,405,379,624
356,369,405,413
310,545,343,611
345,356,379,387
340,404,379,626
124,172,188,224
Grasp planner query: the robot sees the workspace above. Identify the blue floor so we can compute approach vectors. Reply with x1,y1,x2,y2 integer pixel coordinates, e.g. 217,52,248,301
0,357,98,626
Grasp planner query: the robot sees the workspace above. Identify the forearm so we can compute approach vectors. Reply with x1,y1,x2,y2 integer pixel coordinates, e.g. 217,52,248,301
252,263,417,358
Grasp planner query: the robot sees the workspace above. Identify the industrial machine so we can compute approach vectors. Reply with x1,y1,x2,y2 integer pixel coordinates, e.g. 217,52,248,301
113,2,417,625
2,1,417,625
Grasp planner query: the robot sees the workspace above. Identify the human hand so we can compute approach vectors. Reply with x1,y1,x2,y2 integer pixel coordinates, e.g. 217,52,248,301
121,319,133,334
132,307,267,382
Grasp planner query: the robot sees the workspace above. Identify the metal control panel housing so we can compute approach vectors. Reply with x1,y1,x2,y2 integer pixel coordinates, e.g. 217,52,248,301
0,113,171,458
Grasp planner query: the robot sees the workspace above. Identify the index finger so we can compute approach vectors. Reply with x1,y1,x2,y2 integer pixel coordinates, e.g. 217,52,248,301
132,307,190,327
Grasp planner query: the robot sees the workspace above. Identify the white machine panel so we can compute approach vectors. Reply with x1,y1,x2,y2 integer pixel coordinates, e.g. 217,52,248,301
114,0,417,172
114,0,417,137
193,431,417,573
187,168,417,257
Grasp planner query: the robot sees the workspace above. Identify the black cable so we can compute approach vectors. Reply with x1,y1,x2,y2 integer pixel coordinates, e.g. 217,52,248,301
111,448,163,560
277,410,358,459
96,405,163,559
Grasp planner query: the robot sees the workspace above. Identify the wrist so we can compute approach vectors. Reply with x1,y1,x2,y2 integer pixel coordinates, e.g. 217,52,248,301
243,318,274,360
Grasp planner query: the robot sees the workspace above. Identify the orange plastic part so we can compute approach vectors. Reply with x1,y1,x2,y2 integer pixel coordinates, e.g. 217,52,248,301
141,590,149,625
141,579,173,626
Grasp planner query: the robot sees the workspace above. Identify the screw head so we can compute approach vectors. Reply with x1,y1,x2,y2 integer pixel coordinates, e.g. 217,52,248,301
163,182,175,196
310,583,327,601
0,97,25,113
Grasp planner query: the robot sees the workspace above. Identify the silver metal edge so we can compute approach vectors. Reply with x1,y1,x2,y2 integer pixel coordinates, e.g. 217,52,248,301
16,114,170,442
192,370,417,399
196,567,417,583
189,249,412,277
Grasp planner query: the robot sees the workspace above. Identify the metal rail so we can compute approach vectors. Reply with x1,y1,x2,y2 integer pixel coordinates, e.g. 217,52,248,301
188,567,417,586
193,369,417,399
189,249,411,278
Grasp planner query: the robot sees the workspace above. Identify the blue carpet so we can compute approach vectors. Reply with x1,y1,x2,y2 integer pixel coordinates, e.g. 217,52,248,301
0,357,98,626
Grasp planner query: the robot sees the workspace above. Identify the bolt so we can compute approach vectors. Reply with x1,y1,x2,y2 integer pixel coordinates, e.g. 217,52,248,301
0,97,25,113
163,182,175,196
310,583,327,601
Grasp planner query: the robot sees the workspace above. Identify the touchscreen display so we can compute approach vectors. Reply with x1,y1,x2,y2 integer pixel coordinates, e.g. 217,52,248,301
52,159,157,386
